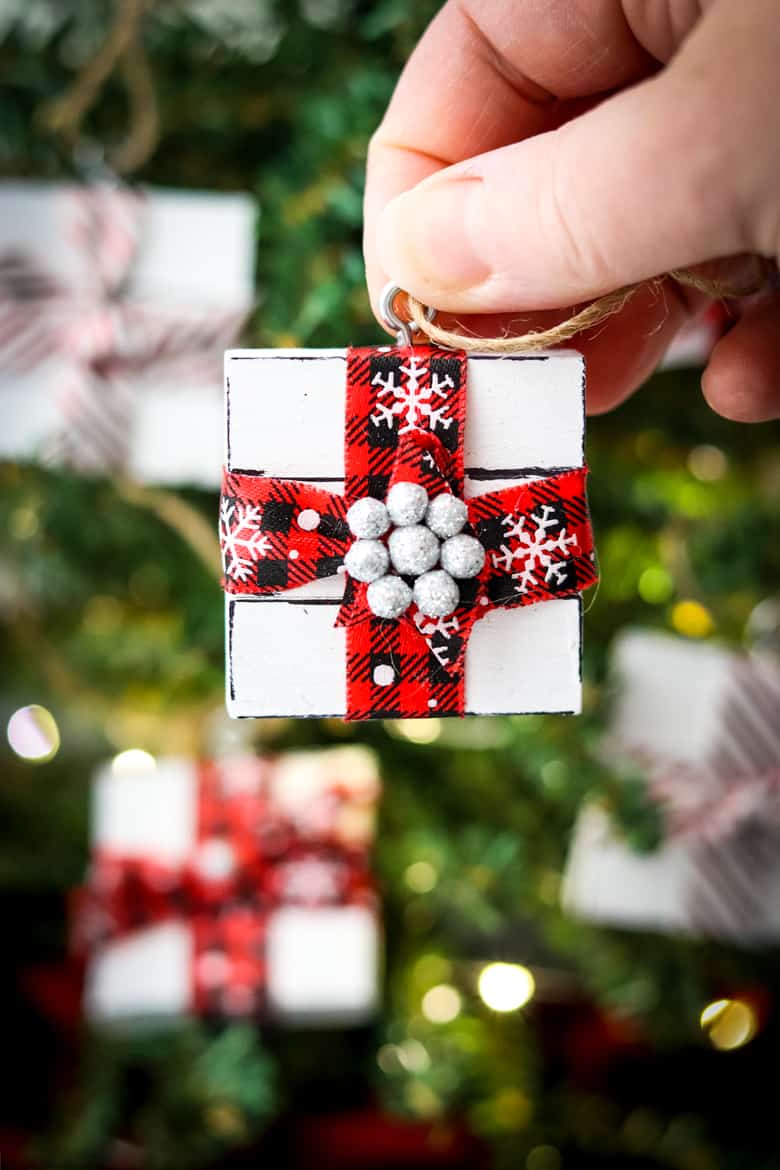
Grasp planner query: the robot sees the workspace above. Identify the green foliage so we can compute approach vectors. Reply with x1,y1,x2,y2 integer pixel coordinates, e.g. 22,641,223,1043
1,4,779,1168
42,1024,278,1169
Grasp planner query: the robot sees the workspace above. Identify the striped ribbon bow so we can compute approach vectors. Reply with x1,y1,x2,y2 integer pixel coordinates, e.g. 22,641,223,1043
0,185,245,474
615,652,780,942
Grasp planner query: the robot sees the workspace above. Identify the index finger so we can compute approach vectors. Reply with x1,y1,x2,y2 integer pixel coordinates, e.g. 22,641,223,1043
364,0,654,317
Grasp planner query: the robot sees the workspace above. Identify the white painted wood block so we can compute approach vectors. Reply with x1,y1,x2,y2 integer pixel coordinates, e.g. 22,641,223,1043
86,922,192,1021
0,181,255,486
265,906,379,1021
562,631,780,942
225,348,588,718
92,757,198,864
85,749,382,1023
86,909,381,1025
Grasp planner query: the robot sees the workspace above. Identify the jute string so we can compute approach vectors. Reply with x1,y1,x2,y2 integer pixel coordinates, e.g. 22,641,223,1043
37,0,159,174
404,259,776,353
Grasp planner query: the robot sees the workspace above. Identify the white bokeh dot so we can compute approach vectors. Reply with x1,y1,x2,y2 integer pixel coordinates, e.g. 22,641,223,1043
298,508,320,531
373,664,395,687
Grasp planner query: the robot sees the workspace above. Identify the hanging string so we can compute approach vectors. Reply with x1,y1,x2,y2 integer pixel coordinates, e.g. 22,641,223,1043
37,0,159,175
405,257,776,353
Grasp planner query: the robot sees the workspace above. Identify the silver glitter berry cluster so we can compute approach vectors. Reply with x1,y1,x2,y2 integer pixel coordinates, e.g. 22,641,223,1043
343,481,485,620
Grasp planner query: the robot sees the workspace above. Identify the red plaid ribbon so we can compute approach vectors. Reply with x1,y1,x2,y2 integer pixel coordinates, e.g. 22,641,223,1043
73,758,376,1016
221,345,597,719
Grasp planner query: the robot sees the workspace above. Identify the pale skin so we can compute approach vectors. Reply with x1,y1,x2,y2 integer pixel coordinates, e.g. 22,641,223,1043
363,0,780,421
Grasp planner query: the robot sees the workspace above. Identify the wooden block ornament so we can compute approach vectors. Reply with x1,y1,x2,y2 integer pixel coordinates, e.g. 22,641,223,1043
79,749,381,1024
221,315,597,719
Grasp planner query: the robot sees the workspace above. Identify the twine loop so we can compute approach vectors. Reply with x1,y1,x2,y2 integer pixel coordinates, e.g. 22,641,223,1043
380,257,777,354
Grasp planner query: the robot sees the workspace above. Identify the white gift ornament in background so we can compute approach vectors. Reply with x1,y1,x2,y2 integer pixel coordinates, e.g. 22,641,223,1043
83,748,381,1025
0,180,255,486
562,630,780,945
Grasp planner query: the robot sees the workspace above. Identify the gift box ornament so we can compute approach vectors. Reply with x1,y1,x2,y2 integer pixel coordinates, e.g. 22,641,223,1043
0,180,255,485
562,630,780,945
78,748,380,1023
221,331,597,719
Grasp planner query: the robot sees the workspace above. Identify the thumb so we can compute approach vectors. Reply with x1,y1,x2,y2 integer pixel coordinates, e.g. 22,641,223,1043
376,14,777,312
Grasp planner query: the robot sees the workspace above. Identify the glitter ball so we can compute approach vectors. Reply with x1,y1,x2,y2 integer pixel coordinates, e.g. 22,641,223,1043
344,538,389,583
388,524,440,576
426,493,468,538
440,533,485,579
367,574,413,619
387,481,429,527
413,570,460,617
346,496,390,539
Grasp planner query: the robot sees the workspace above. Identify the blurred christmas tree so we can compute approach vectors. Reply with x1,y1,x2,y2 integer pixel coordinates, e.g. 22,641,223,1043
1,3,780,1169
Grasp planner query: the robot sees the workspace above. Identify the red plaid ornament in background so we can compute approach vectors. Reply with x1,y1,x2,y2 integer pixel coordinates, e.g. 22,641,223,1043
76,748,381,1023
222,342,597,720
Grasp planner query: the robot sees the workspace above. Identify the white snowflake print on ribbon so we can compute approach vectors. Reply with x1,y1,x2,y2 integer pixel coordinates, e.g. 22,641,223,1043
413,610,462,668
492,503,578,595
371,353,454,435
219,498,271,582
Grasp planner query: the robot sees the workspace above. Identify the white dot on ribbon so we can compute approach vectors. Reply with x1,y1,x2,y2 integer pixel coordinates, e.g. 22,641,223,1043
373,664,395,687
297,509,321,531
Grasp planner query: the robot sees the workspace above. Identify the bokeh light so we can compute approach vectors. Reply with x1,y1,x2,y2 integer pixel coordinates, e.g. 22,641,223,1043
396,1038,431,1072
111,748,157,776
671,599,714,638
405,860,438,893
638,565,674,605
700,998,757,1051
7,704,60,762
478,962,535,1012
421,983,462,1023
527,1146,562,1170
687,444,728,482
390,719,442,744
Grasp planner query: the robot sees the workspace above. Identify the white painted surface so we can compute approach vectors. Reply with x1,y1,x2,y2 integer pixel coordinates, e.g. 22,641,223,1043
266,906,379,1020
226,349,584,478
562,805,694,932
225,349,587,718
86,922,192,1020
0,182,255,485
129,381,225,487
92,758,197,863
610,630,736,763
227,596,581,718
562,631,780,941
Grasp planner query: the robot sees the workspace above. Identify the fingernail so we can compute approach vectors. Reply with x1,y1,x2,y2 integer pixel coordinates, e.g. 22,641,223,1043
377,175,491,296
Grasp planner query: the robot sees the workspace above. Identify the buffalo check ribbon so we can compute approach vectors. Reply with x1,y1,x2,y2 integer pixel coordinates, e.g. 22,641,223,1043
220,345,598,720
72,760,375,1016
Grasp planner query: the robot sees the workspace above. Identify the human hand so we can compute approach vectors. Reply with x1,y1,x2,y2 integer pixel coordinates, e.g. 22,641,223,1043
364,0,780,421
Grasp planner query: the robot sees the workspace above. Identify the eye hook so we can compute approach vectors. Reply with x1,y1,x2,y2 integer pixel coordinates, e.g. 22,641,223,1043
378,283,436,348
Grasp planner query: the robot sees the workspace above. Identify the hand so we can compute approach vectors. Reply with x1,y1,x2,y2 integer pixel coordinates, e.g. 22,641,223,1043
364,0,780,421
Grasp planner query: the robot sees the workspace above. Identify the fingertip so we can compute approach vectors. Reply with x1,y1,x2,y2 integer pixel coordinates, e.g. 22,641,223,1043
701,296,780,422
